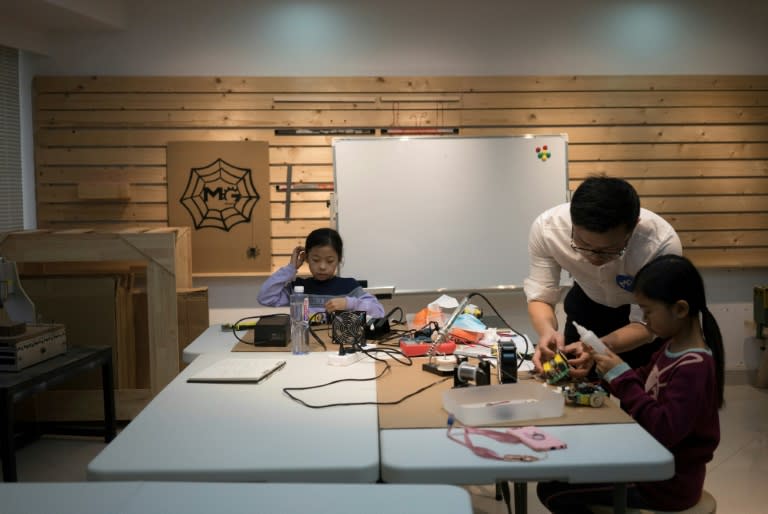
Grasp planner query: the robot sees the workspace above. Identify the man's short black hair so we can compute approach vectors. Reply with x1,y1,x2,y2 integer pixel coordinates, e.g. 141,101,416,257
570,176,640,233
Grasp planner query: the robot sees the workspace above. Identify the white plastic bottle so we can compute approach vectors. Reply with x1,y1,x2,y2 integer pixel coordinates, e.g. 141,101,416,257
572,321,609,354
289,286,309,355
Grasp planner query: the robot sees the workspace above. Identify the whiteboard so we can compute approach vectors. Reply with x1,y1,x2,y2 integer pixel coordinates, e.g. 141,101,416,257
333,135,568,293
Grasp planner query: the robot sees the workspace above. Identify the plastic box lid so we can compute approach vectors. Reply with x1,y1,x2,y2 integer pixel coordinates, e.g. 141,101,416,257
443,382,564,426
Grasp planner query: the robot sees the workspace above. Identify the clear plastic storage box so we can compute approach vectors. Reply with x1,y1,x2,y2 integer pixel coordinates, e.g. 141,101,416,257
443,382,564,426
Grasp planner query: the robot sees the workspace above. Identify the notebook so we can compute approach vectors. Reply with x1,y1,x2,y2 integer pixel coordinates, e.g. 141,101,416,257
187,358,286,384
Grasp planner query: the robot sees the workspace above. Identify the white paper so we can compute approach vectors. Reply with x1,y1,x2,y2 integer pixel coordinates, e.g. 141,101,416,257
431,294,459,309
187,358,286,383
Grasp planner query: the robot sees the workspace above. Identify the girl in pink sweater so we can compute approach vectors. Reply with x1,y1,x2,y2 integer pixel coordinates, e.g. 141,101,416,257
537,254,724,512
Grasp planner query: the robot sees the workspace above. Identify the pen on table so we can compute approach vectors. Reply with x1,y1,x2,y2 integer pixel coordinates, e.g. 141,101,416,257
261,360,287,382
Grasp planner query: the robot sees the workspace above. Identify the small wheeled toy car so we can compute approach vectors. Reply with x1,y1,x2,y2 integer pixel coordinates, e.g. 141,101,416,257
562,383,608,408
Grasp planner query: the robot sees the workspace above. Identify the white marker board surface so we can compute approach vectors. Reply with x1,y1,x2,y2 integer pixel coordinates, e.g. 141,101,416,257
333,135,568,293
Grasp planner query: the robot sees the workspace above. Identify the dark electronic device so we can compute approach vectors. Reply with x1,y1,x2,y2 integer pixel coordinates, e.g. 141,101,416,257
364,317,391,339
331,311,367,353
453,356,491,388
365,306,404,339
497,339,518,384
250,316,291,347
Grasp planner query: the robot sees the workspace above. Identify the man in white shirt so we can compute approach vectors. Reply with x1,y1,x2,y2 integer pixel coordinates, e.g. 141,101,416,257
525,176,682,376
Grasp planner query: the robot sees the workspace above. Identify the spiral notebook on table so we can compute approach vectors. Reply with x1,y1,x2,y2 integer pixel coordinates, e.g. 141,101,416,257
187,358,286,384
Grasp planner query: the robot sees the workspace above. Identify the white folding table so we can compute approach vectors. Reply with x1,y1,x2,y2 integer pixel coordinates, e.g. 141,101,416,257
0,482,473,514
380,410,674,514
88,352,380,483
183,324,251,363
381,423,673,484
156,320,674,514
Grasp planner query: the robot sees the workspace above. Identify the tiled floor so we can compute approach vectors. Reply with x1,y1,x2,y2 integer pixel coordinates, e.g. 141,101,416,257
8,382,768,513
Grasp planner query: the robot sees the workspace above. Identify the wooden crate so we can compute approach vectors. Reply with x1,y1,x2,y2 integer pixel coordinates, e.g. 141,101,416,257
0,227,193,420
133,287,209,384
19,273,135,420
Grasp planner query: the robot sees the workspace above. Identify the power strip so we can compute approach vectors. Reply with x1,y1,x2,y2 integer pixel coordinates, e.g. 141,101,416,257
327,352,364,367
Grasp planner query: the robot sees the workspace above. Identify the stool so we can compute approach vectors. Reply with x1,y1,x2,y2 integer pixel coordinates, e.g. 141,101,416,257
589,489,716,514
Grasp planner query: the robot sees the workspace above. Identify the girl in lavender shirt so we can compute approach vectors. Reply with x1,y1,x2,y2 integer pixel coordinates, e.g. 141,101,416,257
257,228,384,319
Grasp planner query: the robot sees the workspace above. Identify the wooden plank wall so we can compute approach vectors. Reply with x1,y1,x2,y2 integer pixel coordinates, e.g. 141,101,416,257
34,76,768,271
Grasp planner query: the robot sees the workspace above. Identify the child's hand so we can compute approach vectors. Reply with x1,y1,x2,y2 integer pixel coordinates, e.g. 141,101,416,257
290,246,306,269
589,345,624,375
563,341,594,379
324,297,348,312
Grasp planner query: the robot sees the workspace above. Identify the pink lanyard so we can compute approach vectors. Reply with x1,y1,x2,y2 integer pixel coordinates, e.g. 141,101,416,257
446,416,541,462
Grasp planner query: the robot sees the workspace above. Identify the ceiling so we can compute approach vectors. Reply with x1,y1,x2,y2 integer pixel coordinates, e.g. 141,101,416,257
0,0,125,54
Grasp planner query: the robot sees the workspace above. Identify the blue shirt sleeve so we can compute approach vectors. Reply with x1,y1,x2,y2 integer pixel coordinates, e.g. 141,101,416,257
256,264,296,306
345,288,386,318
603,362,632,383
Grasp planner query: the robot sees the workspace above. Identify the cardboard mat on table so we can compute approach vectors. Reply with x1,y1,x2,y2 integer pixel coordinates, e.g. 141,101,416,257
231,327,333,353
376,357,634,429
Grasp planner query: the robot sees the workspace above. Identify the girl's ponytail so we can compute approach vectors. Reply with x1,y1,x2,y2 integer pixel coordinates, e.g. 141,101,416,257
634,255,725,409
701,306,725,408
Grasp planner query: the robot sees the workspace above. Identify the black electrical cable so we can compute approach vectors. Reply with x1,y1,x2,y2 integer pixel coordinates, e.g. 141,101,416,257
357,344,412,366
469,292,532,370
307,312,328,350
369,324,424,345
383,306,405,324
282,368,450,409
280,343,450,408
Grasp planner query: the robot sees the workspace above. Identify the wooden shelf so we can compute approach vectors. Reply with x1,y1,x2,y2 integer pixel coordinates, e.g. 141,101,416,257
192,271,273,278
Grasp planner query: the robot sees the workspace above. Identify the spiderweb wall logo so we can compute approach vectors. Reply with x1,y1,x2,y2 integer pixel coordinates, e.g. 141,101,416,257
180,158,261,231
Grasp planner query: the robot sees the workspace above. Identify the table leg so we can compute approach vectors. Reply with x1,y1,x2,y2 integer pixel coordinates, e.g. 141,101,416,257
498,481,512,514
101,356,117,443
514,481,527,514
613,483,627,514
1,390,17,482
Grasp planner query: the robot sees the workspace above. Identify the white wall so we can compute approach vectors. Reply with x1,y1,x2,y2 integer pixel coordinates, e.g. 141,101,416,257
28,0,768,76
17,0,768,372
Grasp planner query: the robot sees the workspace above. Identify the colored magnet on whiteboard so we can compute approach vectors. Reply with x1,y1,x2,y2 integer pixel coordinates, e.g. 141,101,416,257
536,145,552,162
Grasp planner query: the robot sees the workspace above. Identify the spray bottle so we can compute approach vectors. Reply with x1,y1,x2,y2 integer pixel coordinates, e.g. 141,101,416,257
572,321,609,355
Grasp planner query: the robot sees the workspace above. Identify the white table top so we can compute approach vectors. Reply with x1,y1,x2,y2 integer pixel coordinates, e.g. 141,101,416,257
380,423,674,484
0,482,473,514
183,324,244,363
158,323,673,491
88,352,380,482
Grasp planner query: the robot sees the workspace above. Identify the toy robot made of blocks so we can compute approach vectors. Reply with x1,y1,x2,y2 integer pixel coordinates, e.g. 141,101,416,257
541,351,570,384
562,382,608,408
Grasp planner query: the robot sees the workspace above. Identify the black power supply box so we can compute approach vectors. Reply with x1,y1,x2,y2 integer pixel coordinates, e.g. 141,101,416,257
364,317,391,340
251,316,291,347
